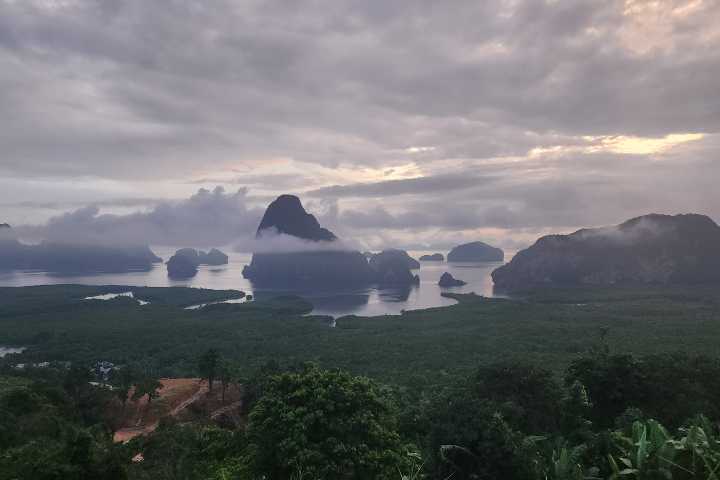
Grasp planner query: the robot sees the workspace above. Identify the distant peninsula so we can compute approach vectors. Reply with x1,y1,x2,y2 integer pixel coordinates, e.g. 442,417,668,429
0,225,162,273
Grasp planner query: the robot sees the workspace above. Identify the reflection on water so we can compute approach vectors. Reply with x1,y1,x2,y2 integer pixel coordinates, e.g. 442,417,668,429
185,297,248,310
0,247,509,317
84,291,150,305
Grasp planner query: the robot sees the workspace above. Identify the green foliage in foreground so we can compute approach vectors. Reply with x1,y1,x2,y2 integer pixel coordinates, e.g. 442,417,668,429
5,350,720,479
125,421,246,480
421,348,720,480
605,417,720,479
0,367,127,479
246,364,413,480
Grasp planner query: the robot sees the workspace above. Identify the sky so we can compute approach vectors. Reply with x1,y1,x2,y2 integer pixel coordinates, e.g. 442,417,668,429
1,0,719,251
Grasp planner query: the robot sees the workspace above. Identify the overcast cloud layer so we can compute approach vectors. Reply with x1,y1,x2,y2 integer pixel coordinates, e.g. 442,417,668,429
1,0,719,251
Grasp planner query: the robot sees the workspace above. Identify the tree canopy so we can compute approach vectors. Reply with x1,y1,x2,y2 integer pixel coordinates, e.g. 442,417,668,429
246,364,413,480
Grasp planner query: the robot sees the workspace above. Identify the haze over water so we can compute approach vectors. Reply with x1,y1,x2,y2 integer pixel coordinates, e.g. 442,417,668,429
0,247,508,317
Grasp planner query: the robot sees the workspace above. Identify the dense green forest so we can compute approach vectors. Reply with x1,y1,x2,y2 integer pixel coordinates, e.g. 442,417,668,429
2,285,720,383
3,285,720,479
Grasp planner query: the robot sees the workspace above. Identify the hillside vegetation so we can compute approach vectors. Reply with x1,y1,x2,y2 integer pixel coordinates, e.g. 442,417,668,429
3,285,720,478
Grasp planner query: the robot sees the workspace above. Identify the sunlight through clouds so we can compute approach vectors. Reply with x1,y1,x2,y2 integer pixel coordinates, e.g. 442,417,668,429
620,0,717,53
529,133,704,157
403,146,436,154
583,133,704,155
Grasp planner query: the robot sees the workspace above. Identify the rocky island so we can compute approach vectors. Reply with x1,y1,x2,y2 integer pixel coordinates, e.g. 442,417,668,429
166,247,229,277
198,248,229,265
420,253,444,262
242,195,418,287
492,213,720,292
448,241,504,262
256,194,336,241
167,251,199,278
369,249,420,270
369,250,420,286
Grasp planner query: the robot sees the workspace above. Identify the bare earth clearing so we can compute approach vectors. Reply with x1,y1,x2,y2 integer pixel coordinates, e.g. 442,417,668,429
114,378,205,442
114,378,245,442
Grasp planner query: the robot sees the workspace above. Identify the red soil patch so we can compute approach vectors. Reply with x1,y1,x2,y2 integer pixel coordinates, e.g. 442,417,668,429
114,378,206,443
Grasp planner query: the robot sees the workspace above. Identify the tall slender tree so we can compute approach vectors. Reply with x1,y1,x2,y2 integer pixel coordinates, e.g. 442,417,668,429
198,349,221,393
218,360,233,403
114,365,137,414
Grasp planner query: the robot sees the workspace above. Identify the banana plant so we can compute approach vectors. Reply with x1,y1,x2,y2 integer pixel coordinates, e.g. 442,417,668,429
550,446,587,480
608,417,720,479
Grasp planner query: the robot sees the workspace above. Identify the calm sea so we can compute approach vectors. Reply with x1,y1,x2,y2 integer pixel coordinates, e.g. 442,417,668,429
0,247,510,317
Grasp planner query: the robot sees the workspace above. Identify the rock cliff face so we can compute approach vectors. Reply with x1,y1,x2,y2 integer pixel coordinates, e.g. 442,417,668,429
448,242,504,262
243,196,376,287
492,214,720,291
257,195,336,241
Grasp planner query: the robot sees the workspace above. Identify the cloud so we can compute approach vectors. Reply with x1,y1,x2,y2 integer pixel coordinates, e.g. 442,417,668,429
187,173,302,186
2,0,719,182
0,197,167,211
17,187,263,247
307,173,496,198
1,0,719,250
233,228,362,254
